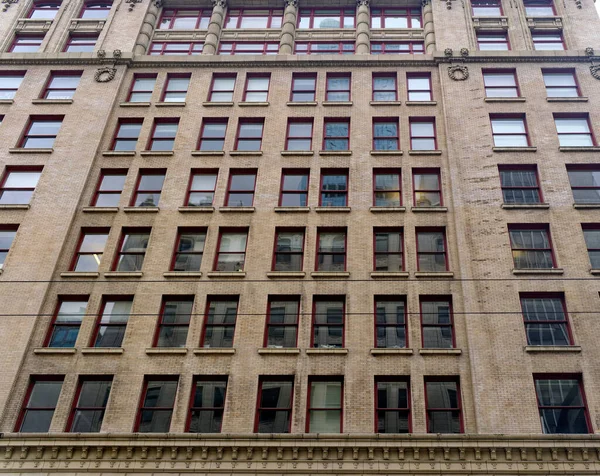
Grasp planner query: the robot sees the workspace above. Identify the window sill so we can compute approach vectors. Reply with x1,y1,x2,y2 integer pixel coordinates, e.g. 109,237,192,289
238,101,269,107
155,101,186,107
408,150,442,155
60,272,99,278
191,151,225,156
140,151,174,157
123,206,159,213
501,203,549,209
193,348,236,355
319,150,352,156
206,271,246,278
120,102,150,107
0,99,14,104
492,147,537,152
370,348,413,355
370,206,406,213
81,347,124,355
229,151,262,156
163,271,202,278
258,348,301,355
370,101,402,106
0,204,30,210
287,101,318,106
484,97,526,103
202,101,234,107
311,271,350,278
306,348,348,355
266,271,306,278
524,345,581,353
512,268,564,275
591,269,600,275
322,101,353,107
414,271,454,278
102,151,136,157
274,206,310,213
145,348,188,355
419,348,462,355
8,148,53,154
573,203,600,209
178,206,214,213
406,101,437,106
546,97,588,102
370,150,403,156
280,150,314,156
32,98,73,104
559,146,600,152
82,206,119,213
34,348,76,355
314,206,351,213
104,271,143,278
412,206,447,212
370,272,409,278
219,206,255,213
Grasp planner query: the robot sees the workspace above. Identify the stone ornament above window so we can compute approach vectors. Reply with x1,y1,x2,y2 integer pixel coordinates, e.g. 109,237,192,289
1,0,18,12
94,67,117,83
591,65,600,81
448,65,469,81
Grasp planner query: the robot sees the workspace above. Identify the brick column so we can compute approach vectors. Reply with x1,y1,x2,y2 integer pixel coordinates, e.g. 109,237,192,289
355,0,370,55
422,0,437,54
203,0,226,55
133,0,161,55
279,0,298,54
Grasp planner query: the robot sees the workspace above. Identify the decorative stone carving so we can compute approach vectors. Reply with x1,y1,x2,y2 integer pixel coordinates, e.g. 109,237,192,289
448,64,469,81
356,0,370,5
444,48,453,57
97,49,106,58
113,49,122,58
444,0,452,9
284,0,298,6
125,0,141,12
212,0,226,7
94,67,116,83
460,47,469,57
1,0,18,12
590,64,600,80
575,0,582,8
153,0,162,7
586,47,594,56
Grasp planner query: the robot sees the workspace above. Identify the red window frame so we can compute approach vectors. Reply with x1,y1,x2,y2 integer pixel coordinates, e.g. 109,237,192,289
297,8,355,28
130,168,166,207
279,169,309,207
322,118,350,151
407,73,433,101
294,42,356,55
567,164,600,204
319,168,348,207
306,376,344,433
28,0,61,18
146,118,178,151
134,376,179,432
186,376,228,433
89,295,133,348
311,295,346,348
471,0,503,15
372,73,398,101
111,227,151,271
373,227,404,272
272,227,305,272
65,376,112,432
218,42,279,55
254,376,294,433
263,295,301,348
170,227,206,271
424,376,463,433
224,8,283,29
160,73,191,102
0,166,43,205
9,35,45,53
290,73,317,102
234,118,264,151
0,224,18,268
148,41,203,55
126,73,156,102
374,295,407,349
373,168,402,207
18,115,63,149
185,169,218,207
524,0,556,15
40,70,82,99
371,7,422,28
152,295,194,348
157,8,211,29
285,119,313,151
374,376,411,433
413,168,443,207
315,227,347,272
69,227,110,272
371,41,424,54
490,113,530,147
91,168,127,207
554,113,596,147
409,117,437,150
582,224,600,269
520,292,573,346
63,33,98,52
420,295,455,348
477,32,510,50
79,1,112,19
372,117,400,151
225,169,257,207
0,71,26,100
43,295,89,348
416,227,449,271
482,68,520,98
208,74,236,102
110,118,143,151
197,118,227,151
498,164,543,204
200,295,240,347
532,32,565,50
243,73,270,102
325,73,351,102
213,227,248,272
14,375,64,432
542,68,581,97
508,223,557,269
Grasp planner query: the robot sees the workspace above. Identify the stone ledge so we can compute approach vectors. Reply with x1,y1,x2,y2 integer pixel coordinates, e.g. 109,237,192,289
82,206,119,213
408,149,442,155
0,99,14,104
370,348,413,355
306,348,348,355
492,146,537,152
525,345,582,353
178,206,214,212
8,148,53,154
370,272,409,278
546,96,588,102
145,348,188,355
102,150,135,157
206,271,246,278
123,206,159,213
163,271,202,278
120,102,150,107
590,269,600,275
155,101,186,107
33,348,76,355
258,348,301,354
414,271,454,278
104,271,143,278
229,151,263,156
191,150,225,156
266,271,306,278
484,97,526,102
370,150,403,155
370,101,401,106
573,203,600,209
280,150,314,156
419,348,462,355
411,206,447,212
140,151,174,157
314,206,351,213
219,206,255,213
405,100,437,106
311,272,350,278
286,101,318,106
274,206,310,213
238,101,269,107
322,101,353,106
193,348,236,355
512,268,564,275
559,146,600,152
60,272,99,278
202,101,234,107
369,206,406,212
31,98,73,104
81,347,124,355
502,203,550,209
318,150,352,156
0,204,30,210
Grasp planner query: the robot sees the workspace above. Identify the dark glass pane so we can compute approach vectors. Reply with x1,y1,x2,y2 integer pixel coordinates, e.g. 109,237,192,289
157,326,189,347
71,409,105,432
502,189,541,204
78,381,111,407
260,381,292,408
267,326,297,347
512,250,554,269
572,189,600,204
117,254,145,271
422,326,453,348
521,297,565,321
375,301,405,324
257,410,290,433
227,193,253,206
567,169,600,187
203,326,235,347
377,410,409,433
94,325,126,347
134,192,160,207
525,323,570,346
417,254,447,272
138,409,173,432
189,410,223,433
313,326,343,348
144,380,177,408
376,326,406,348
317,253,345,271
174,253,202,271
193,381,226,407
540,409,588,434
48,326,80,347
20,410,55,432
428,410,461,433
28,381,62,407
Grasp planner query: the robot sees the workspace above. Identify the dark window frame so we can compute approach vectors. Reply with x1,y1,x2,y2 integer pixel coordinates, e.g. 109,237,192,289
374,295,408,349
424,376,464,434
254,376,295,433
134,376,179,432
263,295,301,348
65,375,112,432
374,376,411,433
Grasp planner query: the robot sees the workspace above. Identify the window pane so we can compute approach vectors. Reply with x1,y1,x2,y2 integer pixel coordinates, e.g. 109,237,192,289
219,233,247,252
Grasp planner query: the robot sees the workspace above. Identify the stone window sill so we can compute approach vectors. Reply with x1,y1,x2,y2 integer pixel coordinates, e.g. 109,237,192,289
319,150,352,156
370,206,406,212
274,206,310,213
163,271,202,278
178,206,214,213
32,98,73,105
408,149,442,155
140,151,174,157
266,271,306,278
306,348,348,355
229,151,262,156
370,101,401,106
258,348,301,355
311,271,350,278
492,147,537,152
82,206,118,213
155,101,185,107
146,348,188,355
559,146,600,152
484,97,526,103
34,348,76,355
9,148,53,154
591,269,600,275
193,348,235,355
123,206,159,213
512,268,564,275
104,271,143,278
206,271,246,278
202,102,233,107
546,97,588,102
406,101,437,106
102,151,135,157
370,272,409,278
60,272,99,278
322,101,353,106
414,271,454,278
219,206,255,213
370,150,403,155
0,204,30,210
419,348,462,355
281,150,314,156
370,348,413,355
120,102,150,107
412,206,447,212
191,150,225,156
524,345,581,353
314,206,351,213
502,203,549,209
0,99,14,104
287,101,317,106
573,203,600,209
81,347,124,355
238,101,269,107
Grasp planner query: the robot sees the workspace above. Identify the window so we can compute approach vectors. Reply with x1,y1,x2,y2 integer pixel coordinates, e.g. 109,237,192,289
320,170,348,207
113,228,150,272
208,75,235,103
127,74,156,102
136,377,178,433
532,32,564,50
307,378,343,432
80,1,112,19
413,169,442,207
45,297,89,348
131,169,166,207
373,118,399,151
554,114,595,147
147,119,178,151
524,0,555,15
498,165,542,204
201,297,239,347
582,225,600,269
158,8,211,29
91,297,132,348
265,297,300,347
534,376,590,434
273,229,304,272
407,74,432,101
371,42,424,54
214,230,247,271
67,378,112,433
197,119,227,152
471,0,502,15
508,225,556,269
225,8,283,28
111,119,142,151
316,230,346,272
185,170,217,207
225,170,256,207
29,0,61,19
243,74,270,102
372,74,397,101
373,170,401,207
375,378,410,433
154,297,193,347
371,8,422,28
20,116,63,149
235,119,264,151
477,32,509,50
520,293,571,346
9,35,45,53
64,34,98,52
482,69,519,98
326,74,350,101
375,297,407,348
41,71,81,99
543,69,580,97
172,228,206,271
218,42,279,55
409,118,436,150
294,42,355,55
0,226,17,269
187,377,227,433
323,118,350,151
256,377,294,433
15,377,63,432
567,166,600,204
421,297,454,348
374,229,404,272
0,71,25,100
71,228,109,272
416,228,448,272
161,73,190,102
0,167,42,205
425,378,462,433
279,170,309,207
92,169,127,207
290,73,317,102
312,297,345,348
149,41,203,55
490,114,529,147
298,8,355,28
286,120,313,151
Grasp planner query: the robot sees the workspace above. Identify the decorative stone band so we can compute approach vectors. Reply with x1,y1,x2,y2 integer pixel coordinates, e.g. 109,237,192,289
2,434,600,473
